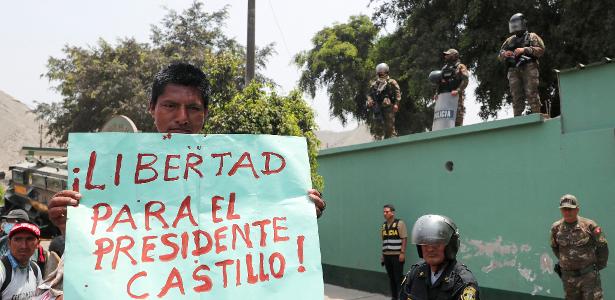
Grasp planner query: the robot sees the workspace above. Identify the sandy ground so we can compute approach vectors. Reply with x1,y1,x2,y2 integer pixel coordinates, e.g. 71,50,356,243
0,90,54,174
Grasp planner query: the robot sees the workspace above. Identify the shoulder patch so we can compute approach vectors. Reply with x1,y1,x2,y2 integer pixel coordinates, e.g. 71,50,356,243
461,286,477,300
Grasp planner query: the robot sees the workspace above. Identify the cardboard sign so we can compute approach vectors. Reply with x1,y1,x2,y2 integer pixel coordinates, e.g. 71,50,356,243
64,133,323,299
432,92,458,131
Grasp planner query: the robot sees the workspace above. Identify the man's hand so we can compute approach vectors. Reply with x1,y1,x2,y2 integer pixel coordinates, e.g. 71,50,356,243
381,255,385,266
514,47,525,56
366,99,375,108
392,104,399,113
383,98,391,106
451,90,458,97
399,253,405,262
308,189,326,218
504,50,514,57
48,190,81,233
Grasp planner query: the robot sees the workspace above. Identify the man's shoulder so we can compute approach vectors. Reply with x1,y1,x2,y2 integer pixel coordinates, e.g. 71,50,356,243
551,219,564,230
528,32,543,39
578,216,599,229
407,261,428,277
387,79,400,88
452,261,477,284
504,35,516,43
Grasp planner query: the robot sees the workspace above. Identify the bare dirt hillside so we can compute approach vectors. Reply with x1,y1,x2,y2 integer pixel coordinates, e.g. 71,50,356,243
315,123,374,149
0,90,49,173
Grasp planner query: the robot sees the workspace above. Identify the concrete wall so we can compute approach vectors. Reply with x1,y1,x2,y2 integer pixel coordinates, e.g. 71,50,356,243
316,62,615,298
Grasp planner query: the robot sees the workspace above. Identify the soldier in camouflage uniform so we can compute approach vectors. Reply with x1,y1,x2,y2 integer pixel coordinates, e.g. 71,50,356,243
550,194,609,300
438,49,469,126
367,63,401,139
498,13,545,117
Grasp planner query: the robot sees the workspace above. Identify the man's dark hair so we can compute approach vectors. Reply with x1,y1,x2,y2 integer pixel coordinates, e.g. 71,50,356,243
383,204,395,211
150,62,210,109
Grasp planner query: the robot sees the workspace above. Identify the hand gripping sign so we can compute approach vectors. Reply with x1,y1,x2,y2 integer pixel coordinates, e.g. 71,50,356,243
432,92,458,131
64,133,323,299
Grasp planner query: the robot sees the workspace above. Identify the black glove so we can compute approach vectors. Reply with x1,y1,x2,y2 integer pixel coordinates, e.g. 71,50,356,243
554,263,562,278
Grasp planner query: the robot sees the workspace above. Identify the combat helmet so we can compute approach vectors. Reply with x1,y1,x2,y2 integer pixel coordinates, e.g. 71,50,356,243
411,214,460,260
509,13,527,35
376,63,390,75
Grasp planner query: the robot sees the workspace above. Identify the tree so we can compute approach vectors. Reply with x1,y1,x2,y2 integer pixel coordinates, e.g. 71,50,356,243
295,15,437,136
37,2,274,144
205,83,323,191
370,0,615,118
295,15,377,125
35,1,324,190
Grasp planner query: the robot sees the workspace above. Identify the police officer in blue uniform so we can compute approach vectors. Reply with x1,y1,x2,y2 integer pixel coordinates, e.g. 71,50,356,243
399,215,479,300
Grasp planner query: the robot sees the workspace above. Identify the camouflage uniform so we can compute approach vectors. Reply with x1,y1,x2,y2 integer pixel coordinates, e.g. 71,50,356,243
498,32,545,116
551,215,608,300
367,76,401,139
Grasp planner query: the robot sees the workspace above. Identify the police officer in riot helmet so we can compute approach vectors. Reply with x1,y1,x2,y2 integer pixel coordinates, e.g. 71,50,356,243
399,215,479,300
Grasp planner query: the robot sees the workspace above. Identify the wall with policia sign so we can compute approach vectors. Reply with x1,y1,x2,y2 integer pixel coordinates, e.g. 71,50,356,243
316,61,615,299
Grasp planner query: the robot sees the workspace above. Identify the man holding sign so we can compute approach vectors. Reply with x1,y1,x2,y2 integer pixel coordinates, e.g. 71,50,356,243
47,63,326,299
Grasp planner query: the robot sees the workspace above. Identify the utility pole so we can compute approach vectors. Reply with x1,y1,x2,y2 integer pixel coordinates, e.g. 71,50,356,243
245,0,256,86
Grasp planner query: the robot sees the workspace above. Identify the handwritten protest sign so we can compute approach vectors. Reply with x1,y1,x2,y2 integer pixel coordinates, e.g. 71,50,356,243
64,133,323,299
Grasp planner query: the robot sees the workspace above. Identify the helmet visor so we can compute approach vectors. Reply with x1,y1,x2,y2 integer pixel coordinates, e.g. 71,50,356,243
509,19,524,33
411,215,455,245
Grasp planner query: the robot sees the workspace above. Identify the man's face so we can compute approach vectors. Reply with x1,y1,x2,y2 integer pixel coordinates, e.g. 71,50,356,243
444,53,456,62
383,208,394,221
560,207,579,223
149,83,207,134
8,232,39,265
421,244,446,267
377,71,387,78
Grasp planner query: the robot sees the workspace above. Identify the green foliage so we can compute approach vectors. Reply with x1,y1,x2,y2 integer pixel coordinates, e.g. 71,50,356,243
370,0,615,118
296,15,435,136
205,83,323,191
35,1,324,191
37,1,274,144
295,15,377,125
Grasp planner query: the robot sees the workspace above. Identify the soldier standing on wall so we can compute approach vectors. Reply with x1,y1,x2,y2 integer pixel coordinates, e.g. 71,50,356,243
551,194,608,300
399,214,479,300
498,13,546,117
438,49,469,127
366,63,401,140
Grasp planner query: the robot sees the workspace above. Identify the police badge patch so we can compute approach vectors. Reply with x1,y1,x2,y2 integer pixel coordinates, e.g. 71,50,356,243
461,286,476,300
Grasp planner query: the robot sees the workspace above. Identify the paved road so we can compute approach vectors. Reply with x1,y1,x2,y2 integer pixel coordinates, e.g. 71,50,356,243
324,284,388,300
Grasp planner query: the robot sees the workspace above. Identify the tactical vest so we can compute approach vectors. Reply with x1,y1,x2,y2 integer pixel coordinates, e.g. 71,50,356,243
400,260,479,300
438,62,462,93
370,78,397,104
382,219,403,253
504,32,536,68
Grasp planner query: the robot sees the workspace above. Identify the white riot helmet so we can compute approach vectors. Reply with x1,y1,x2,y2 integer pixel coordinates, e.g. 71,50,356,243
411,214,460,260
376,63,389,75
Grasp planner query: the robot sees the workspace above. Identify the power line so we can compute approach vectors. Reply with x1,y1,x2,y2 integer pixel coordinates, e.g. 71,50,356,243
267,0,291,56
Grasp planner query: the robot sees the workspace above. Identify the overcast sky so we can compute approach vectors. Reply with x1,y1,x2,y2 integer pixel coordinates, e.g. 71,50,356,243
0,0,508,132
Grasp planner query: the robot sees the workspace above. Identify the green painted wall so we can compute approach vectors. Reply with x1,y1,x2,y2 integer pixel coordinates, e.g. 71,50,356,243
316,62,615,299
